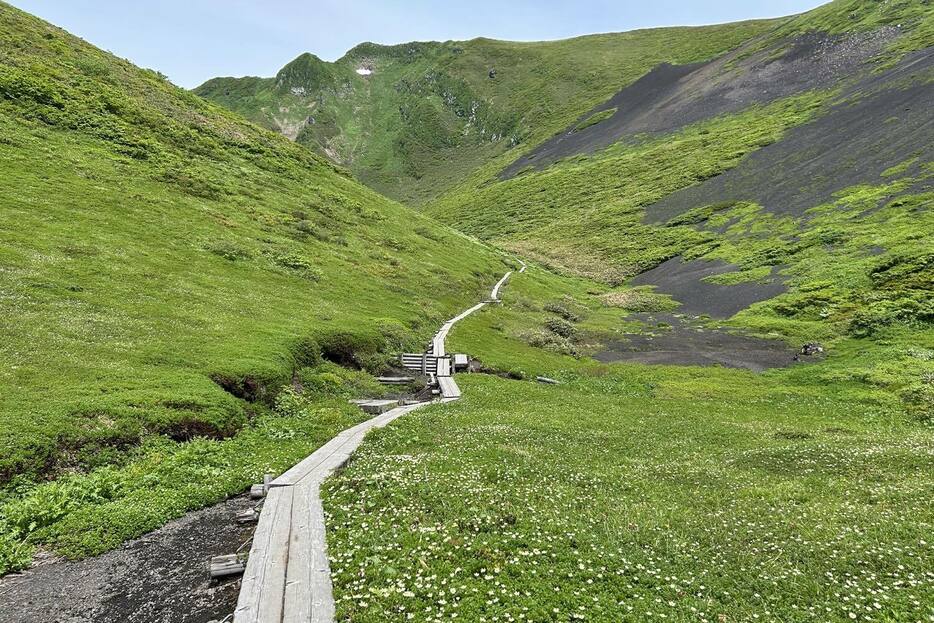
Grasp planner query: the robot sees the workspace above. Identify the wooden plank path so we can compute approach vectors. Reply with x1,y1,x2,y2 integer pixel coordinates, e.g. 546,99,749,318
233,264,521,622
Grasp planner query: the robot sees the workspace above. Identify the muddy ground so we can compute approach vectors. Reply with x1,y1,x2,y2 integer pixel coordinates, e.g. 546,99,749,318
500,29,900,178
629,256,786,318
0,495,254,623
594,313,803,372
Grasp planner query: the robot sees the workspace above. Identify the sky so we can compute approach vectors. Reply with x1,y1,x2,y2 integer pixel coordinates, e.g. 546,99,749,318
9,1,826,89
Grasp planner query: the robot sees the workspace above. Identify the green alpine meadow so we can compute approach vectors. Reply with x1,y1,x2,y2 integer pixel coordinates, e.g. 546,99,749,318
0,0,932,621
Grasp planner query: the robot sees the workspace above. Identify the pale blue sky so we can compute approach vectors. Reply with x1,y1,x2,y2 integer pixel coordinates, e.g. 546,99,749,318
9,1,826,88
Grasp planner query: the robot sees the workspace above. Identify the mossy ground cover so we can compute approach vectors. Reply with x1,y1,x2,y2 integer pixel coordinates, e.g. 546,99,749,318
1,4,932,619
323,267,934,623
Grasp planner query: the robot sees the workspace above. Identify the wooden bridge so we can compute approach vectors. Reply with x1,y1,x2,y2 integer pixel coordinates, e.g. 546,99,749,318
233,261,523,622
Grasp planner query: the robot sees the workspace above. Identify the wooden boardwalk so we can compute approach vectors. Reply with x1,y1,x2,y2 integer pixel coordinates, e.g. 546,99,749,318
233,265,519,622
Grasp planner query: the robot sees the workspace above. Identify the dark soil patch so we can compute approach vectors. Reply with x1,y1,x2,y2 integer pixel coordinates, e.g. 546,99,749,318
0,495,255,623
500,29,899,179
593,314,800,372
629,256,786,318
644,48,934,222
211,373,267,403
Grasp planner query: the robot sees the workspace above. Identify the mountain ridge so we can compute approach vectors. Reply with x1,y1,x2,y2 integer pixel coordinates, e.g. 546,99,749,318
194,19,781,203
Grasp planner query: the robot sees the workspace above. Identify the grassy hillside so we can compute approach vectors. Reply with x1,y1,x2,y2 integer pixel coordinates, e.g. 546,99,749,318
1,3,932,620
195,20,779,204
200,2,932,620
427,0,933,378
0,1,506,572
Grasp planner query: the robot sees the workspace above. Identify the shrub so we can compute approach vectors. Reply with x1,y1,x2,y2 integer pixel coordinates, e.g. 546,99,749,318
317,330,384,371
545,317,576,338
0,533,33,576
543,301,580,322
273,386,309,417
207,241,252,261
520,329,578,356
288,336,322,368
0,66,65,109
271,251,322,281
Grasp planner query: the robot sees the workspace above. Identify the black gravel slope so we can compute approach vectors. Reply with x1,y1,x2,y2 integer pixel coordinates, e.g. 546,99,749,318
645,48,934,222
500,29,900,179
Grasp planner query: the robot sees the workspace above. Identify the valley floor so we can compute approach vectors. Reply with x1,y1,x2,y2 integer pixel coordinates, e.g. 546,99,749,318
321,270,934,623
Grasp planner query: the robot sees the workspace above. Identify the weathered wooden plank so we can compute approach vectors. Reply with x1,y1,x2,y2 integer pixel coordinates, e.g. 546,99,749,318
437,376,461,399
274,404,427,488
282,481,314,622
210,554,246,579
307,488,335,623
357,399,399,415
272,431,357,487
376,376,414,384
436,357,451,377
234,486,294,623
255,487,294,622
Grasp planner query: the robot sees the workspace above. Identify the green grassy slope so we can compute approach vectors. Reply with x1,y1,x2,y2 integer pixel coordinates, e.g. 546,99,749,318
0,1,506,571
427,0,933,364
195,20,779,204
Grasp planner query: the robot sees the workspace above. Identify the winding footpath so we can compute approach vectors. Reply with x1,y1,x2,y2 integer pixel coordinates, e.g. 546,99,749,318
234,262,524,623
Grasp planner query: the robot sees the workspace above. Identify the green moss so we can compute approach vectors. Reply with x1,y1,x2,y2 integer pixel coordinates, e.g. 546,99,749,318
573,107,617,132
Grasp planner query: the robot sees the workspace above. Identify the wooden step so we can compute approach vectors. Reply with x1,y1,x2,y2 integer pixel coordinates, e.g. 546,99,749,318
376,376,415,384
355,399,400,415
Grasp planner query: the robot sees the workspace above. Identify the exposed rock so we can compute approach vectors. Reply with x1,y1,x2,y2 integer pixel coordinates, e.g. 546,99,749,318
800,342,824,356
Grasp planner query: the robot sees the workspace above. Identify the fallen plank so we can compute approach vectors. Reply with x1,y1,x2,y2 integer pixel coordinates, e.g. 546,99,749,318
376,376,414,384
210,554,246,579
